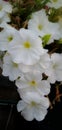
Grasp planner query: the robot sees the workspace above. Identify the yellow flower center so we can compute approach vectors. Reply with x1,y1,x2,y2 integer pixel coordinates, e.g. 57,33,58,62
53,63,58,69
31,101,36,106
24,41,31,48
52,0,58,2
29,80,37,86
38,24,43,30
0,6,2,11
7,36,13,42
13,62,18,67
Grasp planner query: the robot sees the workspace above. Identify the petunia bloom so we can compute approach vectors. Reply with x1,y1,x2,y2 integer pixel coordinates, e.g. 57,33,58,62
17,92,49,121
8,28,45,65
16,71,51,96
28,9,61,44
47,53,62,83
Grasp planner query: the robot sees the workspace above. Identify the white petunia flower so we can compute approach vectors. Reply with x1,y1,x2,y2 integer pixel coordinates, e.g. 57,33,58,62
17,92,49,121
42,21,61,44
0,24,20,51
39,53,56,83
16,71,51,96
46,0,62,9
28,9,49,37
47,53,62,83
0,13,11,27
8,28,45,65
2,53,23,81
0,0,12,18
15,49,48,74
28,9,61,44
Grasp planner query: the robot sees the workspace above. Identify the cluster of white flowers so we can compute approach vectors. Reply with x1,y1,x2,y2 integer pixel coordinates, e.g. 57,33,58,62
0,0,62,121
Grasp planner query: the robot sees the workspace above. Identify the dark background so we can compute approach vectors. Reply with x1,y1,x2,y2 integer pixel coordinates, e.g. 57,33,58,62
0,75,62,130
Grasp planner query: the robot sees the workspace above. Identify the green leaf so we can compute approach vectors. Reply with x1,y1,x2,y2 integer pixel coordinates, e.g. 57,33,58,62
42,34,51,47
58,38,62,44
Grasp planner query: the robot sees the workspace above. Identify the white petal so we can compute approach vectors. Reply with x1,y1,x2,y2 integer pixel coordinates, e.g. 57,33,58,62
21,106,34,121
34,107,48,121
38,80,51,95
55,70,62,81
17,100,27,112
47,0,62,9
3,2,12,13
40,97,49,108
